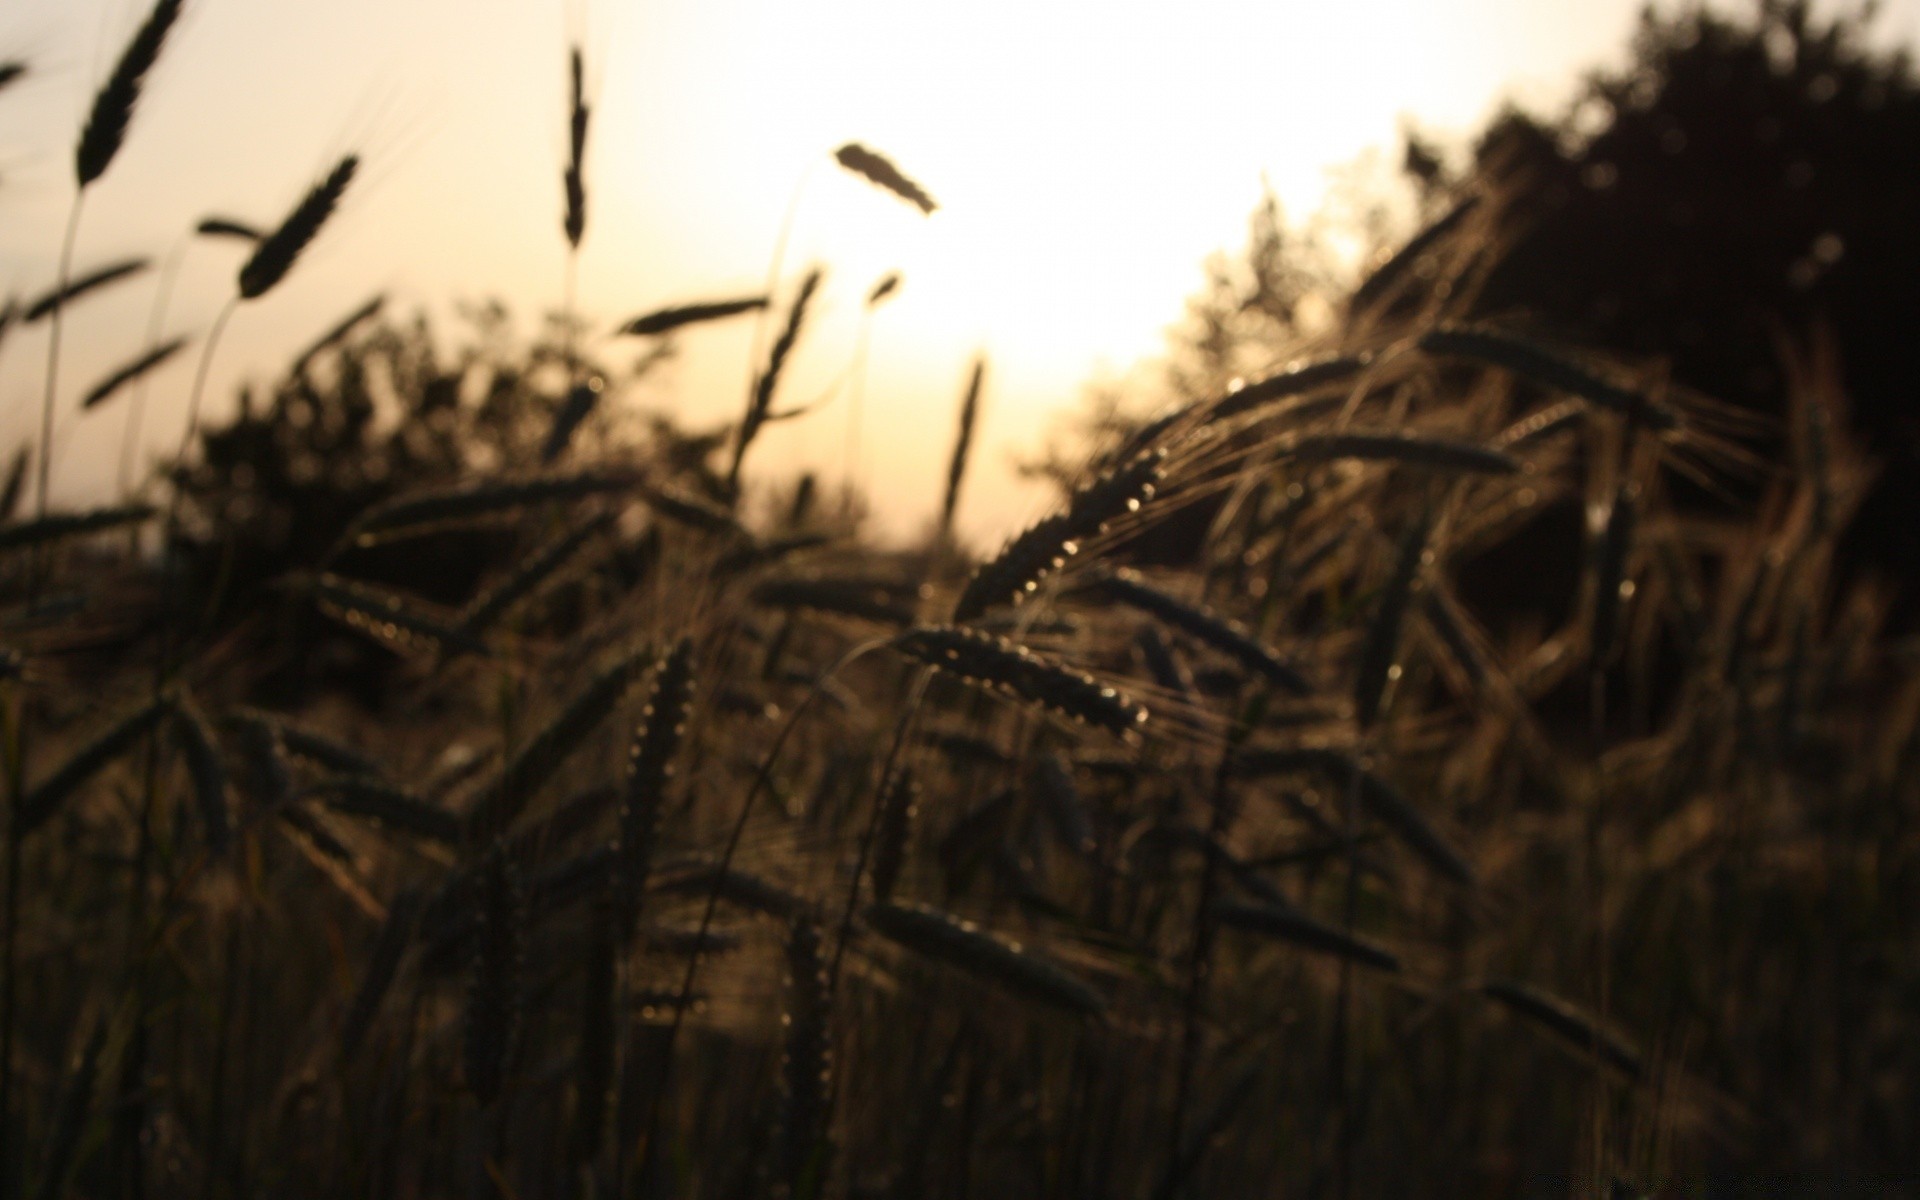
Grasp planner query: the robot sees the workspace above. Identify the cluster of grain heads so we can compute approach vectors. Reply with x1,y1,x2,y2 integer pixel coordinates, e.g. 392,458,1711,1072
832,142,938,215
894,625,1148,739
779,914,833,1199
952,447,1166,623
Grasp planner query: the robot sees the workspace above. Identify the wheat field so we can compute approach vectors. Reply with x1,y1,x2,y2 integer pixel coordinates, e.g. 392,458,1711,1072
0,6,1915,1198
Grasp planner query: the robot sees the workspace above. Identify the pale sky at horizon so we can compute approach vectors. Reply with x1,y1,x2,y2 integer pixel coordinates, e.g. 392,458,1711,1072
2,0,1916,544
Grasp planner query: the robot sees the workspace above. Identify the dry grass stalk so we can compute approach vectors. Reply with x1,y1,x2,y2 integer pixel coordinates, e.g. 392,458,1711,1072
952,447,1165,623
1353,510,1432,731
750,577,919,627
15,697,168,835
650,860,807,919
638,480,748,538
194,216,261,241
617,640,695,923
22,258,150,322
1212,899,1402,972
570,886,617,1166
455,509,616,645
563,46,589,249
1480,979,1645,1079
307,777,461,845
618,297,768,337
1590,480,1640,665
1087,568,1310,694
731,268,824,490
1278,429,1519,475
310,574,482,656
73,0,182,187
238,156,358,300
33,1015,108,1200
288,293,385,378
1419,325,1677,430
869,769,920,904
780,916,833,1196
0,504,154,554
79,336,188,410
1234,746,1475,886
338,889,423,1064
895,625,1148,739
833,143,937,214
1349,193,1482,311
1493,399,1585,449
0,449,24,522
463,846,524,1104
349,470,638,543
864,901,1107,1016
230,708,382,778
866,272,901,306
468,647,655,842
541,381,602,463
940,356,985,537
169,696,232,857
1033,752,1096,857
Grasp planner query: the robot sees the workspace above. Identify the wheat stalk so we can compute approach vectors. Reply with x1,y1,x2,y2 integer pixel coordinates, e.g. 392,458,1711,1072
953,447,1165,624
864,901,1107,1016
832,143,937,214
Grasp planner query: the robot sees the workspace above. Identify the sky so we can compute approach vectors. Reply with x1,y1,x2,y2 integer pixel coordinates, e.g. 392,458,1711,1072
2,0,1917,544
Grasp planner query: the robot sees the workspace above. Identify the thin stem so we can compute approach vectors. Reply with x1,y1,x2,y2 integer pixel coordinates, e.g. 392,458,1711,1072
632,635,888,1194
825,665,931,994
37,197,86,533
121,237,189,503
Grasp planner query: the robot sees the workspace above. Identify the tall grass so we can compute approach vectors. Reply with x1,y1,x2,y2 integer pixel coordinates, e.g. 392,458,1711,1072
0,12,1912,1200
